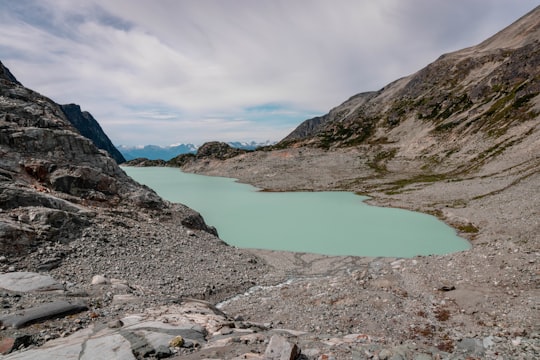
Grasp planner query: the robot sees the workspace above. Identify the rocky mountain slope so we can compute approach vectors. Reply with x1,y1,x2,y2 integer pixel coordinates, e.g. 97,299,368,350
280,6,539,181
0,65,165,255
0,62,125,164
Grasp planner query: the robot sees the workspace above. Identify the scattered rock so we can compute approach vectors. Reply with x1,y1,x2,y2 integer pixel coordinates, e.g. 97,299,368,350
108,319,124,329
437,285,455,292
91,275,110,285
36,258,62,272
0,335,32,355
457,338,484,356
264,335,300,360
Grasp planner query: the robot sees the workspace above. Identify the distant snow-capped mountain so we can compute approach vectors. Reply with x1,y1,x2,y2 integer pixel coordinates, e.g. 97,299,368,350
117,144,197,161
227,140,274,150
117,141,274,161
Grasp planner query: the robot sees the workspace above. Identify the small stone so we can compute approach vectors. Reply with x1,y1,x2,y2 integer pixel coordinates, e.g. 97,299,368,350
0,338,15,355
0,272,63,292
91,275,110,285
112,294,138,304
264,335,299,360
318,355,336,360
186,230,196,236
7,266,15,272
511,337,522,346
379,349,393,360
221,326,234,335
0,335,32,354
108,319,124,329
457,338,484,355
169,336,184,348
0,256,7,263
438,285,456,292
154,345,171,358
36,258,62,272
303,348,320,357
483,336,495,348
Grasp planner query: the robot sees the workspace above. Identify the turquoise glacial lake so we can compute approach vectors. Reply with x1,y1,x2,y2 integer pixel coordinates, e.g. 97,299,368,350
123,167,470,257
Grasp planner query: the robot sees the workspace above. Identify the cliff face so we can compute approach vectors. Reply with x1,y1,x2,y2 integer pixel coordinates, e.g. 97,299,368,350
0,62,164,255
61,104,126,164
0,62,125,164
0,62,21,85
280,7,540,177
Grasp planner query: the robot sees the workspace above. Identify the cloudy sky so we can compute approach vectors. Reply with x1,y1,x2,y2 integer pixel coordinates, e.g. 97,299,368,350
0,1,537,146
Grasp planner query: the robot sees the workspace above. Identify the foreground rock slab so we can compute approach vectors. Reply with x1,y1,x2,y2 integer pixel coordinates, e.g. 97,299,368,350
0,300,88,329
3,300,225,359
0,272,63,292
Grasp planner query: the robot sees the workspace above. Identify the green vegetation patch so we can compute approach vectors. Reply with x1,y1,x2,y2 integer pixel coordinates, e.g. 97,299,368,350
317,116,376,148
367,148,398,173
455,222,479,234
478,80,539,136
384,173,449,194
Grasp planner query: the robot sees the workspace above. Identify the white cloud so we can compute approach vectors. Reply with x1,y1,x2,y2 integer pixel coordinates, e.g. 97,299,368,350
0,0,537,145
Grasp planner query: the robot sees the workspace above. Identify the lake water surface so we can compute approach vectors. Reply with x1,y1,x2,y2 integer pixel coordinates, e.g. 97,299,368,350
123,167,470,257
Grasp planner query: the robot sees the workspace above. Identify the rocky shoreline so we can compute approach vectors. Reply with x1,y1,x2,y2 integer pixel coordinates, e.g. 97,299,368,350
179,145,539,359
3,146,537,359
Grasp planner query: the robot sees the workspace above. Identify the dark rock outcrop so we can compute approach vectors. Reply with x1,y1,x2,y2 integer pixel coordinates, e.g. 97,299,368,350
61,104,126,164
123,157,167,167
282,91,377,144
195,141,249,160
125,141,252,168
0,61,21,85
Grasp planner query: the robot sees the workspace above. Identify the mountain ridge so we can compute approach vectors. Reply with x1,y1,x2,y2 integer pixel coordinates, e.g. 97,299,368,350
278,6,539,180
0,61,125,164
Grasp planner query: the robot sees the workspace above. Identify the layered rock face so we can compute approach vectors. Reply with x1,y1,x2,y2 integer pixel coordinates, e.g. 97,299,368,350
0,62,166,255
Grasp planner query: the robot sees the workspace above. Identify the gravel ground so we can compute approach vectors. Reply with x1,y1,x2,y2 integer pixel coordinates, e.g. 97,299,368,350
0,204,277,348
182,146,540,359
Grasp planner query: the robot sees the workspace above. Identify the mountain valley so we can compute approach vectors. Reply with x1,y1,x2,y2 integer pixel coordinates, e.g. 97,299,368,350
0,6,539,360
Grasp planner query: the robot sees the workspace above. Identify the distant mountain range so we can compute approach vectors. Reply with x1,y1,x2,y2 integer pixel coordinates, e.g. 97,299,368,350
117,141,274,161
